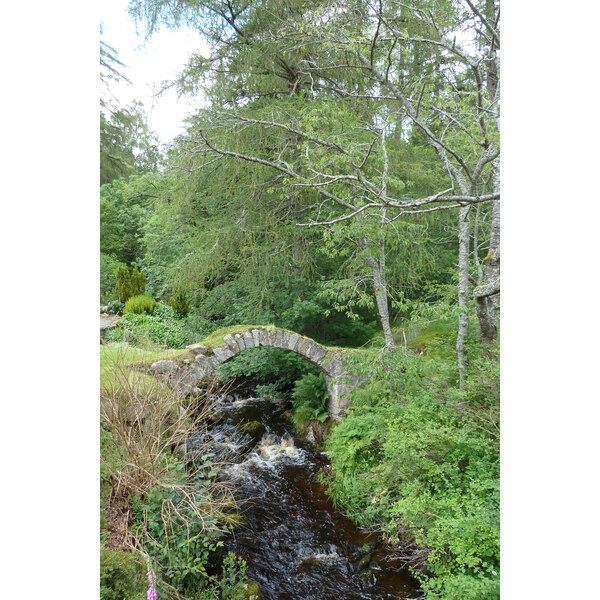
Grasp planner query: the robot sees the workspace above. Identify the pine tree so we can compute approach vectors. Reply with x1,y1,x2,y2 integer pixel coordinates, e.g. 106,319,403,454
131,266,146,296
113,264,133,303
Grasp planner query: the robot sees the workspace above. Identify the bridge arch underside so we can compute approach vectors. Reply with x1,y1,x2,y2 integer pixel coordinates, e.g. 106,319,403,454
190,328,353,420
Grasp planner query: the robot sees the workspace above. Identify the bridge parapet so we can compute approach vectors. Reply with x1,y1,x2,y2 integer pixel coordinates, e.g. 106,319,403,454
150,326,359,420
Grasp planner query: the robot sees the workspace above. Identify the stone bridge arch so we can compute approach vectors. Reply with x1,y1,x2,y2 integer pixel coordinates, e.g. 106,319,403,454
151,326,356,420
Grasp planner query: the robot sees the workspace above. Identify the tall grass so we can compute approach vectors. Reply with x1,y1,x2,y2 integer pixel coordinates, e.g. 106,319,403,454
100,346,238,597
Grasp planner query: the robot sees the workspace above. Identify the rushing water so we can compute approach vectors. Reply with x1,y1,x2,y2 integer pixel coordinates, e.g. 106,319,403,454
187,391,421,600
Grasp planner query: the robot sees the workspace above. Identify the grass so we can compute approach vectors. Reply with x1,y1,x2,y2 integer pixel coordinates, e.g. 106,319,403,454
100,344,192,395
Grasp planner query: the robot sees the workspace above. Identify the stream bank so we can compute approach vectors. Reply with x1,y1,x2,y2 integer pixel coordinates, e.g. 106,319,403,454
184,389,421,599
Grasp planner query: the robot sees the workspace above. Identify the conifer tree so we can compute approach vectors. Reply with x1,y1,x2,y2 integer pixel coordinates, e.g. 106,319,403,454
131,266,146,296
113,264,133,303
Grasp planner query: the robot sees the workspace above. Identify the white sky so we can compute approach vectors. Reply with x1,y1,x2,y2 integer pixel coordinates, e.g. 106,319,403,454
101,0,209,143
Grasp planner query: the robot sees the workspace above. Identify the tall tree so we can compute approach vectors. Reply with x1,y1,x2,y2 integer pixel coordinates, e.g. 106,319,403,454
100,30,162,184
130,0,500,368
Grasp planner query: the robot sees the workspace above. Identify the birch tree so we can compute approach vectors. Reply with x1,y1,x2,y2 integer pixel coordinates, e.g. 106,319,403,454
131,0,500,370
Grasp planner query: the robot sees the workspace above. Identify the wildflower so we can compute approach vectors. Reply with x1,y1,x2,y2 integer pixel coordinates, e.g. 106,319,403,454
145,556,157,600
147,570,157,600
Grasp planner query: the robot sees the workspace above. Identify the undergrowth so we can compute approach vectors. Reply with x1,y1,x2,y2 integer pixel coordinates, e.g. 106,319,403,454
325,321,500,599
100,344,247,598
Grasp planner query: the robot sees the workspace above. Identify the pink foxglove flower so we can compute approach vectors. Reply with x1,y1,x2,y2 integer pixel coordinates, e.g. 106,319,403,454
147,570,157,600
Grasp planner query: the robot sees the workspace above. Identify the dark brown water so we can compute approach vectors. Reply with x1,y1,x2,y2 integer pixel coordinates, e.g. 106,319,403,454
188,392,421,600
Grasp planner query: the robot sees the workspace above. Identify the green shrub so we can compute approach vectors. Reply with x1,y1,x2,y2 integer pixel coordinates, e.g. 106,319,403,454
124,294,156,315
184,312,217,340
171,287,190,317
152,301,176,319
104,299,124,315
108,311,192,348
254,382,280,398
324,329,500,599
197,552,249,600
132,474,224,596
100,546,146,600
218,552,248,599
291,372,328,429
131,266,147,296
113,264,133,303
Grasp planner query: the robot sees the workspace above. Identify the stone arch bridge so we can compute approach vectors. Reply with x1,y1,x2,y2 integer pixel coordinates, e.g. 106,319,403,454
150,326,363,420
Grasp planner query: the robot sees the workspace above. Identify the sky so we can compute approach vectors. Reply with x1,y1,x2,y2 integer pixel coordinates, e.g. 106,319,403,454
101,0,209,144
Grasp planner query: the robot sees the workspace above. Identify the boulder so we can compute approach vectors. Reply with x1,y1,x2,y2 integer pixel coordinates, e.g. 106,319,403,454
150,360,179,375
242,580,263,600
355,552,372,572
125,402,149,425
238,421,266,441
187,343,209,355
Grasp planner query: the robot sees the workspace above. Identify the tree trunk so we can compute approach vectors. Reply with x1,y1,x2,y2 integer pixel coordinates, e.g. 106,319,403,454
374,127,395,352
457,206,471,388
474,19,500,343
357,127,395,351
473,204,483,283
475,157,500,342
366,233,395,351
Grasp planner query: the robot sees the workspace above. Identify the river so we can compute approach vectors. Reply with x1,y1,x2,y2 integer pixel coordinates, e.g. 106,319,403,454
186,390,421,599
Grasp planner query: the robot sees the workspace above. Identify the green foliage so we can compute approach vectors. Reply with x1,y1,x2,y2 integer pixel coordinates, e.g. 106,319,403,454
124,294,156,315
100,101,161,185
325,329,500,599
131,266,147,296
109,311,185,348
197,552,249,600
113,264,133,303
107,304,216,349
218,552,248,599
104,299,125,315
100,546,146,600
171,287,190,317
291,372,329,429
101,173,165,267
100,253,125,303
132,464,224,596
254,382,280,399
103,4,501,597
216,346,318,392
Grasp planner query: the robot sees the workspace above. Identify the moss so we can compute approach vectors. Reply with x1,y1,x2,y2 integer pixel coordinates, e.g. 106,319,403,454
100,546,146,600
194,324,345,353
404,319,459,358
408,330,444,355
242,579,263,599
238,421,265,440
195,325,270,352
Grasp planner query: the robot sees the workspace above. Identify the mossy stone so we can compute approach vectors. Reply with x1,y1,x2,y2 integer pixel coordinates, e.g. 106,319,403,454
356,552,372,571
238,421,266,440
242,579,263,599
